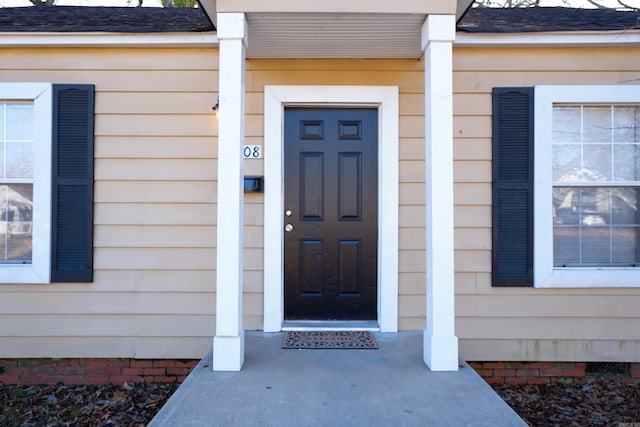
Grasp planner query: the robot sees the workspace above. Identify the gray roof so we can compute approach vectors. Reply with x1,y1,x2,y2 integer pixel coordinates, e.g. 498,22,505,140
0,5,639,34
0,6,214,32
458,6,640,33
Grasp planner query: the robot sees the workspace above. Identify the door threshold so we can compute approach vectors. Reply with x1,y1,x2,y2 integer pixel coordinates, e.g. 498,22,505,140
281,321,380,331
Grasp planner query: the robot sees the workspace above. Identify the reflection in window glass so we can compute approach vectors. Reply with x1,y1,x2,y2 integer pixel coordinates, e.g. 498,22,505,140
583,106,611,143
0,184,33,262
552,104,640,268
0,103,34,263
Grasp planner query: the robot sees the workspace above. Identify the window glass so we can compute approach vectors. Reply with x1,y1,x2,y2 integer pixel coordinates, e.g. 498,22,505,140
614,106,640,143
552,106,581,143
583,106,611,143
613,144,640,181
0,103,34,263
552,105,640,268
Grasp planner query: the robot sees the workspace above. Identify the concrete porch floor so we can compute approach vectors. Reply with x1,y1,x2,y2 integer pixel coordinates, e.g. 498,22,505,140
150,331,526,427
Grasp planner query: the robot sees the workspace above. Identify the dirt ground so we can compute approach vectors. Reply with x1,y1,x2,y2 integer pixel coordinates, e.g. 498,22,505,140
492,379,640,426
0,382,177,426
1,378,639,426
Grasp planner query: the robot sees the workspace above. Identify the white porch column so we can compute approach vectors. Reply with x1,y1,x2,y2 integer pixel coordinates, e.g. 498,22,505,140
213,12,247,372
421,14,459,371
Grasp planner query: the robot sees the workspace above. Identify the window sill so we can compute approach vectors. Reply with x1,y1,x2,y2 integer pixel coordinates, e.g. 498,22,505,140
535,267,640,288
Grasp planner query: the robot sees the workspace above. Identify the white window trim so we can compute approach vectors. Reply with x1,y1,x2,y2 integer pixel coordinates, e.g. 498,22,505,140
263,85,399,332
0,83,52,284
534,85,640,288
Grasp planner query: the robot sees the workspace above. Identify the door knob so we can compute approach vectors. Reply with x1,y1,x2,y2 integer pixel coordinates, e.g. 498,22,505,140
285,210,293,217
285,224,294,232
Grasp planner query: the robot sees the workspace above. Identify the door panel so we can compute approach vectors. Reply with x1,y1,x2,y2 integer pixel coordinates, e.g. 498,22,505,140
284,108,378,320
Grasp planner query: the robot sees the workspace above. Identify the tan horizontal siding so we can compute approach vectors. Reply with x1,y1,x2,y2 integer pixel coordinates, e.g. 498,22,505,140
457,295,640,318
0,47,219,70
244,158,264,175
2,45,637,362
0,292,213,315
454,183,491,205
454,71,640,92
0,315,215,337
454,272,481,294
399,205,425,227
245,114,264,137
398,318,424,330
245,92,264,114
453,139,491,161
453,47,640,72
400,183,425,204
95,181,217,203
399,228,425,250
398,115,425,138
95,225,216,248
454,161,492,183
1,70,218,91
243,271,264,293
454,228,491,251
0,270,216,293
96,136,217,158
96,159,217,180
95,204,216,225
247,70,424,93
0,337,211,359
460,339,640,363
0,47,219,358
244,225,264,248
399,250,425,274
243,293,263,318
399,160,425,183
95,248,217,270
98,92,216,114
458,318,637,340
96,114,216,137
453,46,640,362
244,248,264,271
399,138,425,160
399,272,426,295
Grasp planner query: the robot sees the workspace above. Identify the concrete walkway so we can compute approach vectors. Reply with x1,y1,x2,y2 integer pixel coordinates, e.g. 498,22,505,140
150,331,526,427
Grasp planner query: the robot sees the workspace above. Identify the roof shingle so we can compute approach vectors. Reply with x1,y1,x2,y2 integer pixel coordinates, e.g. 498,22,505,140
458,7,640,33
0,6,214,32
0,6,638,34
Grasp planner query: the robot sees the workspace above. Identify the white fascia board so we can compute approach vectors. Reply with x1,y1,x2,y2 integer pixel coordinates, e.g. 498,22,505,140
455,30,640,47
0,32,218,48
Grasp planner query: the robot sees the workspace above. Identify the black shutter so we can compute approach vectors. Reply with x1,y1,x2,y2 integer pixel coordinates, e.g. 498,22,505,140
492,87,533,287
51,84,94,283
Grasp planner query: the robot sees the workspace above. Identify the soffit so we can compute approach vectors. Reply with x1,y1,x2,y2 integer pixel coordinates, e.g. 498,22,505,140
245,13,426,59
217,0,455,14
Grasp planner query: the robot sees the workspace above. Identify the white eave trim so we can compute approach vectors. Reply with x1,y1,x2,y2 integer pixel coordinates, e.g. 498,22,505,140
455,30,640,47
0,32,219,48
454,30,640,47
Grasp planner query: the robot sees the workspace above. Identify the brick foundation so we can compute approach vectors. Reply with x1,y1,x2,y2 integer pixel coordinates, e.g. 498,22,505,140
3,359,638,385
0,358,199,385
469,361,640,385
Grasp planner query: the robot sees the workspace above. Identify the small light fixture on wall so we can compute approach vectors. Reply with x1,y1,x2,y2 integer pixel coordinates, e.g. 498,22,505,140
212,96,220,119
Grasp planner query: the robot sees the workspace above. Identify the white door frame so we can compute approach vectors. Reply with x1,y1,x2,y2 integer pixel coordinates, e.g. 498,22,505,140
263,85,399,332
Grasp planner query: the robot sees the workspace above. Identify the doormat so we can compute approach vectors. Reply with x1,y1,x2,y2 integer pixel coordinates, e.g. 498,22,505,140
282,331,378,349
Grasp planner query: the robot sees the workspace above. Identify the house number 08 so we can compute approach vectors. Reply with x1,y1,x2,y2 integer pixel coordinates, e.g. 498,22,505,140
243,145,262,159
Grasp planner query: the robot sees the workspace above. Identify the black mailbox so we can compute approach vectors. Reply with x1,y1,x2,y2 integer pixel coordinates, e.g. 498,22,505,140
244,176,263,193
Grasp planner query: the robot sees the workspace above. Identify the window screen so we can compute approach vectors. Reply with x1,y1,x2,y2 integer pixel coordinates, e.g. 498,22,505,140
0,102,34,263
552,105,640,267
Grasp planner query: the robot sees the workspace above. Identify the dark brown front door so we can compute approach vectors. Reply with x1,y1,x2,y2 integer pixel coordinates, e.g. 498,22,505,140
284,108,378,321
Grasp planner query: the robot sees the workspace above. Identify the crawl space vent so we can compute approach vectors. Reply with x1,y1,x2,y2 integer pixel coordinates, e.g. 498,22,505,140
585,362,630,378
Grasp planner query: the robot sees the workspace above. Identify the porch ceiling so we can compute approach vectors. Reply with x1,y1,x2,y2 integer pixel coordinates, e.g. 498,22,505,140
245,13,426,59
